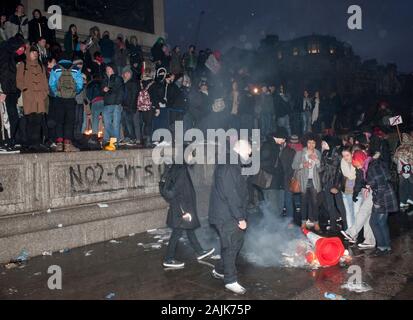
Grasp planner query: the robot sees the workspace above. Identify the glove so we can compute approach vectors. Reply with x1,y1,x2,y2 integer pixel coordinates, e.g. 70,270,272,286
352,194,358,203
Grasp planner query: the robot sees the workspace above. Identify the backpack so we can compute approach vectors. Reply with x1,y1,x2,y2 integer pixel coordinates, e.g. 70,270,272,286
159,165,177,203
57,64,77,99
137,81,153,112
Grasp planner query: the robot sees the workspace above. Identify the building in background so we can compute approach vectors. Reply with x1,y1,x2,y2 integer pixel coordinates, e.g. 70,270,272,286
227,34,403,98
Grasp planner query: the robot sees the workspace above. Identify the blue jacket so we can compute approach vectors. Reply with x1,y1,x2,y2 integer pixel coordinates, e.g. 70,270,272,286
49,60,83,97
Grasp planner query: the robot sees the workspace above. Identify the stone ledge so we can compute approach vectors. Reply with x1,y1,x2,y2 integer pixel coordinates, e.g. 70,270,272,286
0,198,168,264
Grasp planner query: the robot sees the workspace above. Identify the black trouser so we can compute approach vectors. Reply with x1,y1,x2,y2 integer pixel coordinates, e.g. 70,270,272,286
322,189,346,230
73,104,84,141
400,177,413,203
301,179,319,223
213,223,245,285
165,228,203,261
25,113,44,146
139,110,153,144
46,96,57,142
54,97,76,141
4,93,20,146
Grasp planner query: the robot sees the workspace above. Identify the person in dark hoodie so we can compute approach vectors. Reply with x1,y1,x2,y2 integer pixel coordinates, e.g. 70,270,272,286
86,73,104,147
0,36,26,151
319,135,346,233
99,31,115,64
162,150,215,269
187,79,212,130
126,35,143,79
121,66,138,144
256,129,289,217
49,54,84,152
64,24,79,59
28,9,53,45
101,63,124,150
209,139,251,295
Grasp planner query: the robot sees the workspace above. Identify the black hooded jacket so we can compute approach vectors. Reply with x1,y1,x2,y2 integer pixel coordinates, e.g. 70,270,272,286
0,36,25,94
209,163,249,226
101,69,124,106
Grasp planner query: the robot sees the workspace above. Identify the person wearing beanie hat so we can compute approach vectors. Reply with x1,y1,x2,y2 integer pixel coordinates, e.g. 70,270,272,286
256,127,289,218
341,150,376,250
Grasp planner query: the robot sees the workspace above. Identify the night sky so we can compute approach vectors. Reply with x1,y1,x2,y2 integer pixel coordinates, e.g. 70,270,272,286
165,0,413,73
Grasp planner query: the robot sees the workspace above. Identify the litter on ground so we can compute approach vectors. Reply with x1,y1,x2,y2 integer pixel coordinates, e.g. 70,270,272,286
109,240,122,244
85,250,94,257
98,203,109,208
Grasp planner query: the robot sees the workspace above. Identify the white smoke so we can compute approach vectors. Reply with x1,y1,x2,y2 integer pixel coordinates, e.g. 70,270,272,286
242,200,309,268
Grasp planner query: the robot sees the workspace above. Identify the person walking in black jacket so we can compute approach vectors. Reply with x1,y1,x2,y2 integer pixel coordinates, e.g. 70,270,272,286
163,156,215,268
101,63,124,149
209,139,251,295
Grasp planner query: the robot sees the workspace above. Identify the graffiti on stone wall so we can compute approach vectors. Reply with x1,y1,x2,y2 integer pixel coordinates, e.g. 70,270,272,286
69,162,162,195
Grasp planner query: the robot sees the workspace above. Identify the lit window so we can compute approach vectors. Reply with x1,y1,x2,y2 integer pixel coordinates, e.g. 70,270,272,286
278,51,283,59
330,47,336,55
308,43,320,54
293,48,299,56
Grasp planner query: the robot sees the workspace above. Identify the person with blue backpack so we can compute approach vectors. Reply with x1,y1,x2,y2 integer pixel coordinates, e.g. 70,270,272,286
49,54,84,152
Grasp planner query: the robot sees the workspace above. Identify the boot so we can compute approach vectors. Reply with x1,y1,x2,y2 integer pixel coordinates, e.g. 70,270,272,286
64,142,80,152
104,138,117,151
51,142,64,152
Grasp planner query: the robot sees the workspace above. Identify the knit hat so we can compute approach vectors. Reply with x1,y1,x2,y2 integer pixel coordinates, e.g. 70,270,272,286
352,150,368,168
122,65,132,75
272,127,289,140
289,135,300,144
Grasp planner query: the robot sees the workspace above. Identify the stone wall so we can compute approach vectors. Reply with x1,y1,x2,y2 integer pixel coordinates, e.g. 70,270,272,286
0,150,168,263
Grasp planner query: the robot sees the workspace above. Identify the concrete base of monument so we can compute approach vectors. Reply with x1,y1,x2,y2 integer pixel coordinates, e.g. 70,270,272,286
0,149,170,263
0,195,168,264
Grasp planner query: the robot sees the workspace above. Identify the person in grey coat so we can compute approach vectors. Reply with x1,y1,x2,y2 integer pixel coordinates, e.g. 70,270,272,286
292,133,322,231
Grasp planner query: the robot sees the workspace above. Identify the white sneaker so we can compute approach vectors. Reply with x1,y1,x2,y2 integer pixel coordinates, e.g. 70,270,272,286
358,243,376,250
400,202,409,208
306,220,315,227
225,282,246,295
212,269,224,280
197,248,215,261
407,199,413,205
341,231,356,243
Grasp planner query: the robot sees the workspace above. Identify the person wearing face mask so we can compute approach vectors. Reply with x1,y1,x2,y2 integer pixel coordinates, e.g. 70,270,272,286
0,36,26,152
209,139,251,295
